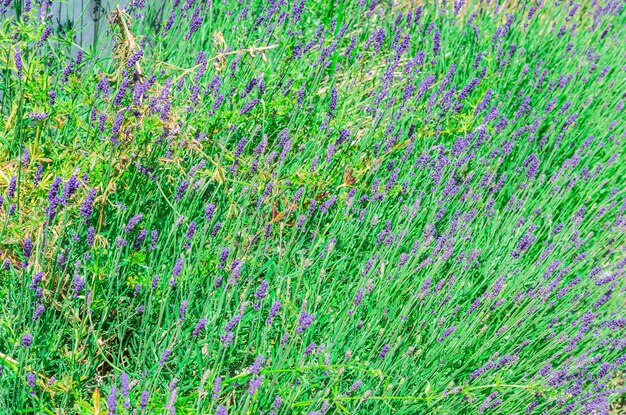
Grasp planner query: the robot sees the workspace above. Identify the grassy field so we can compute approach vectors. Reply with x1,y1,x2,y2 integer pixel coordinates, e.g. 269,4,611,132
0,0,625,414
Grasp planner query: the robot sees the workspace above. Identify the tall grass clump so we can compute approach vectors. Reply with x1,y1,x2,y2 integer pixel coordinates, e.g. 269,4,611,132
0,0,625,413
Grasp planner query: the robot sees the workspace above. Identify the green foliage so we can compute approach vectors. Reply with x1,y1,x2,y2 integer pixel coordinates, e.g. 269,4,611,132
0,0,625,414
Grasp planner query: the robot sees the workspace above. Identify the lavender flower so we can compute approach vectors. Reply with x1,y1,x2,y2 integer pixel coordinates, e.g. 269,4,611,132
185,6,204,40
248,375,263,395
140,390,150,410
73,274,85,297
21,333,33,347
379,343,390,359
179,301,188,321
7,176,16,199
14,47,23,79
297,311,315,332
249,355,264,374
160,349,172,366
328,88,338,118
26,372,36,391
97,77,110,98
33,164,43,186
27,112,49,120
212,222,222,237
417,75,436,99
23,237,32,261
32,303,45,321
61,175,79,204
120,373,130,403
39,26,52,46
205,203,216,221
240,98,259,115
126,49,144,68
172,257,183,277
433,28,441,56
86,226,96,247
107,386,118,414
254,279,268,305
114,76,130,107
437,325,456,342
192,317,208,337
266,301,282,325
80,189,97,221
175,180,189,199
151,229,158,250
21,147,30,165
185,221,197,240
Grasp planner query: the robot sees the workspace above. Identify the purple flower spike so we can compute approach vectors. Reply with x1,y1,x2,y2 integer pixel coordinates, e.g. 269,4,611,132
249,355,264,374
21,333,33,347
140,390,150,410
14,47,23,79
172,257,183,277
248,375,263,395
379,343,390,359
125,214,143,232
80,189,97,221
212,376,222,399
107,386,118,414
26,372,36,391
175,180,189,200
160,349,172,366
297,311,315,332
192,317,208,337
205,203,216,221
7,176,17,199
240,98,259,115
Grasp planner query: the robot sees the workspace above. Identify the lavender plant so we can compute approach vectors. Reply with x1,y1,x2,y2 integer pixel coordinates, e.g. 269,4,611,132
0,0,625,414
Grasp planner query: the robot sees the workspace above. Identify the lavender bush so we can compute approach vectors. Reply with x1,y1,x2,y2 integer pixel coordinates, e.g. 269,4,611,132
0,0,625,414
